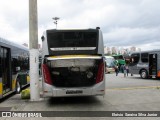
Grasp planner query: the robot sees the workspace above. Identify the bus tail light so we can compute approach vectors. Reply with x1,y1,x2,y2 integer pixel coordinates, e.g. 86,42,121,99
96,61,104,83
42,64,52,85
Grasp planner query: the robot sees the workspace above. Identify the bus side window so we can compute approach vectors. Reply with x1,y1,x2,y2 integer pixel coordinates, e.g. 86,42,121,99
141,53,148,63
130,53,140,65
0,66,1,77
12,58,18,74
131,58,134,63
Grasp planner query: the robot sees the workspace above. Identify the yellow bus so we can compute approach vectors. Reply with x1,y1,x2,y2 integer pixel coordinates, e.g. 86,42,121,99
0,37,29,99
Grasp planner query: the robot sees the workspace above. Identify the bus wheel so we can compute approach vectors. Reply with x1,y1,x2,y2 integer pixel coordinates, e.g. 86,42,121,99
140,70,148,79
16,81,21,94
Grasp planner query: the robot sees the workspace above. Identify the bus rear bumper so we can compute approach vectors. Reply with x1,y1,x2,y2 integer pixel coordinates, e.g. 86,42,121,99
42,81,105,97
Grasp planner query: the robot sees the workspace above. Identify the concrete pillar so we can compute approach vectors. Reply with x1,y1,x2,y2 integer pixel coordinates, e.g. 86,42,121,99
29,0,40,101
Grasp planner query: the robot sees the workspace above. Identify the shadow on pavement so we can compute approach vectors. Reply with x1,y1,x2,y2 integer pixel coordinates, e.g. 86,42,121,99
0,92,15,103
47,96,102,106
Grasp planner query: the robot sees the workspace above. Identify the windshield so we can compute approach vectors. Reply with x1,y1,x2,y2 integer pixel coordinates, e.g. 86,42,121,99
113,55,124,60
105,58,116,67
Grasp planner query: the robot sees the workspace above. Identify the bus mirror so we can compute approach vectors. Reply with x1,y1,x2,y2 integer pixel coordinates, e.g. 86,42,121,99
41,36,45,41
16,67,21,71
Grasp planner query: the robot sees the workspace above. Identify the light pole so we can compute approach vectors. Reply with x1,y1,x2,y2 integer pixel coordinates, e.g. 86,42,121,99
52,17,60,29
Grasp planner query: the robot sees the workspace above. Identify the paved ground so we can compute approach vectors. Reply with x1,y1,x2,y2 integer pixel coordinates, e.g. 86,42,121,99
106,73,160,89
0,73,160,120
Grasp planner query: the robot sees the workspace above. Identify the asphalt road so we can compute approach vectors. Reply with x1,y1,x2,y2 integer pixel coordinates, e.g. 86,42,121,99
0,73,160,120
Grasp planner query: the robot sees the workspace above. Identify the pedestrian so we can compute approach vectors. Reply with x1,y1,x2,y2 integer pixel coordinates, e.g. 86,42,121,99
105,61,108,73
126,64,129,76
123,65,127,77
120,64,124,73
115,65,119,76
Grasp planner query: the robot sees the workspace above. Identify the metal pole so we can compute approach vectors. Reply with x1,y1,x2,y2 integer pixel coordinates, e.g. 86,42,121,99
54,21,57,29
29,0,40,101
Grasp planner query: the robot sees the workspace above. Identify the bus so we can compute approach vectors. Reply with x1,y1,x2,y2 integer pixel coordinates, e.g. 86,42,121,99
129,50,160,79
112,54,126,66
0,37,29,99
41,27,105,97
105,56,116,73
112,54,126,72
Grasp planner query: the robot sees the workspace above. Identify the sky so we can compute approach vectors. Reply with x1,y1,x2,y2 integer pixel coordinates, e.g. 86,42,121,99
0,0,160,51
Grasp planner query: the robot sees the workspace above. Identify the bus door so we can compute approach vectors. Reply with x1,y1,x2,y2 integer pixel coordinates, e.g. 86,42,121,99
157,53,160,78
0,47,11,94
149,54,157,76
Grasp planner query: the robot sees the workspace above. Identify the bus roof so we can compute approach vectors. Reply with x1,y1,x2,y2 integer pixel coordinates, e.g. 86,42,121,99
0,37,28,50
45,27,101,32
130,49,160,54
0,37,29,56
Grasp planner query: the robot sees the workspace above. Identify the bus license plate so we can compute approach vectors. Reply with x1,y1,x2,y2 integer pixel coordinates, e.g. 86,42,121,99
66,90,83,94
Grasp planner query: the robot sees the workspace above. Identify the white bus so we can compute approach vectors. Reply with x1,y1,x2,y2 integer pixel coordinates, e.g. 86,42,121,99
41,27,105,97
105,56,116,73
129,50,160,79
0,37,29,99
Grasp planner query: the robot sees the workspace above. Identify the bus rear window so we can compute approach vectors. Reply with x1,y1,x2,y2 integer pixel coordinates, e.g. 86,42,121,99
47,31,98,48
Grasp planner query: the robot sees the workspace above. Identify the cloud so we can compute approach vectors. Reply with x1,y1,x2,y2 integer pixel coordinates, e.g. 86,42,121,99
104,27,160,46
0,0,160,51
0,0,29,44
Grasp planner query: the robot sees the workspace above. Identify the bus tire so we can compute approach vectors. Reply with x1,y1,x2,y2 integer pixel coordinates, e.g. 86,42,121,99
16,80,21,94
140,70,148,79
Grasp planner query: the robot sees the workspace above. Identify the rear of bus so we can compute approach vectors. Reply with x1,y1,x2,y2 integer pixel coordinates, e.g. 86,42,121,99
41,28,105,97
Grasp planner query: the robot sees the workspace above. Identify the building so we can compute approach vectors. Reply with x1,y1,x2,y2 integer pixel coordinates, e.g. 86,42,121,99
111,47,117,54
130,46,136,52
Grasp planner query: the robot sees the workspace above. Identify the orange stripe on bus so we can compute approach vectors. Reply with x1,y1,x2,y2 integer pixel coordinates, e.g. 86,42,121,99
157,70,160,77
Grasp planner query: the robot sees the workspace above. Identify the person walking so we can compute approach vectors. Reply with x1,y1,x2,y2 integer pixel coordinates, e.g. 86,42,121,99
123,65,127,77
126,64,129,76
120,64,124,73
115,65,119,76
105,60,108,73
